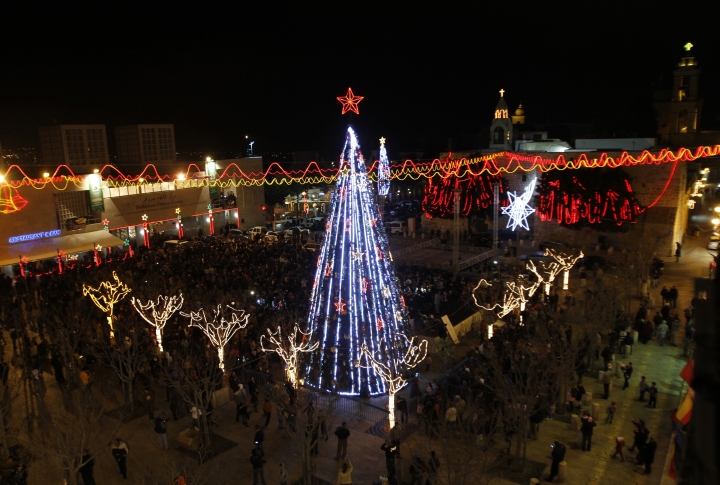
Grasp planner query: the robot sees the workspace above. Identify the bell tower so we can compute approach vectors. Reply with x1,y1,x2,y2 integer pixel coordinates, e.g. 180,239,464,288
489,89,513,150
655,43,703,143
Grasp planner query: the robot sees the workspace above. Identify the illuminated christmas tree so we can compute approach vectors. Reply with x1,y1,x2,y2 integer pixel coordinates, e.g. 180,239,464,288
377,137,391,196
301,127,410,396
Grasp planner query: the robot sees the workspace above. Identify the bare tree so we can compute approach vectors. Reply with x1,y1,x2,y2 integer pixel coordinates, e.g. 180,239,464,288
180,304,249,370
131,293,184,352
82,271,132,334
260,324,318,389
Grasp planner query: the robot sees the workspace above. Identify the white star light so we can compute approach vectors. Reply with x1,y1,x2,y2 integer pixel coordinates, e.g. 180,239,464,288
501,178,536,231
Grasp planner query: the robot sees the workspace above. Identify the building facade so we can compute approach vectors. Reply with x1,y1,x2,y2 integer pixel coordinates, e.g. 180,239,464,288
38,124,109,168
115,124,176,165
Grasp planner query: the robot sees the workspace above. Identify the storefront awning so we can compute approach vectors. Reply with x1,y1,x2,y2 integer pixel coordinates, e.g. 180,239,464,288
0,231,125,267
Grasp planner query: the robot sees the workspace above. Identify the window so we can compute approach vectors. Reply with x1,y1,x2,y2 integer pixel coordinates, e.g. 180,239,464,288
493,127,505,144
678,109,688,133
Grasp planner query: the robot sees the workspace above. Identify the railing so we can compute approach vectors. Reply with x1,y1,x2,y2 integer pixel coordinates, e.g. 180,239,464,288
457,248,498,271
392,238,441,257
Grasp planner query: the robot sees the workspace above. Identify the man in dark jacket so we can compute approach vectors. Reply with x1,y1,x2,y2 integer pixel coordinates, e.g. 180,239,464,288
250,448,267,485
79,449,96,485
622,362,633,390
545,441,566,482
335,422,350,460
580,413,597,452
639,437,657,474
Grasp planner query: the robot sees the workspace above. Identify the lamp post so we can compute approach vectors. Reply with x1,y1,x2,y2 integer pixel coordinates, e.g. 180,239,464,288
141,214,150,247
207,204,215,235
176,208,184,239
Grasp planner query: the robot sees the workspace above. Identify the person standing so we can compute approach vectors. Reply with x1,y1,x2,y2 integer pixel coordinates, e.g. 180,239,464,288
638,377,648,402
640,437,657,474
602,366,613,399
143,387,155,420
657,320,669,346
380,439,399,479
317,409,328,440
669,286,679,308
647,383,658,408
155,412,169,449
337,459,353,485
675,242,682,262
622,362,633,390
611,437,625,462
79,449,96,485
262,399,272,428
606,401,617,424
334,422,350,460
660,287,669,305
445,403,458,433
396,396,408,424
254,424,265,447
235,387,249,426
250,448,267,485
580,413,596,452
30,369,46,400
545,441,566,482
111,438,129,480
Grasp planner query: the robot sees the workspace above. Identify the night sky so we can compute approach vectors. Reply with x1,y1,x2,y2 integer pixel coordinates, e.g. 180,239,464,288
1,2,719,160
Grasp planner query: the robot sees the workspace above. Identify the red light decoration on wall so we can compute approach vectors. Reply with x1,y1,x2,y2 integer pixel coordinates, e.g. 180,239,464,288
337,88,364,115
537,169,643,229
0,185,28,214
422,172,507,219
2,146,718,191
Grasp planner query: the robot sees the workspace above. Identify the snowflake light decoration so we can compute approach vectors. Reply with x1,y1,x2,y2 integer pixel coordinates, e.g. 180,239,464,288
502,177,536,231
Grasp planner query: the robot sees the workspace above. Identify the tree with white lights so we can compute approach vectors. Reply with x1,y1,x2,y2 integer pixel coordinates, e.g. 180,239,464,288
180,304,249,370
82,271,132,333
301,127,413,396
261,324,319,389
358,334,427,428
377,137,390,196
131,293,184,352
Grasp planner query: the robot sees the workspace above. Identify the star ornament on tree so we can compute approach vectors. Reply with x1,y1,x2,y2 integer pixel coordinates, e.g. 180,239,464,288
501,177,537,231
337,87,364,115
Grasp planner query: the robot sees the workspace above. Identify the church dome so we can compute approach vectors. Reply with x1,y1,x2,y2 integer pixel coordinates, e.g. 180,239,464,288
514,104,525,116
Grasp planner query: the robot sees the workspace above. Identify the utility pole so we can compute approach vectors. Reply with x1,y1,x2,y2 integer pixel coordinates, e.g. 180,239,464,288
493,183,499,250
453,188,461,278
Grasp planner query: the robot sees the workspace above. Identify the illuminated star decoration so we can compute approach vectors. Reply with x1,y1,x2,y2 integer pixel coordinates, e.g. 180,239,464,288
501,177,536,231
141,214,148,221
684,42,693,52
337,87,364,115
102,218,110,231
351,249,365,261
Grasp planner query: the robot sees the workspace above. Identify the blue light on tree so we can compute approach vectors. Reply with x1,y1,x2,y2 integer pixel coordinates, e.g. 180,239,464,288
301,127,409,396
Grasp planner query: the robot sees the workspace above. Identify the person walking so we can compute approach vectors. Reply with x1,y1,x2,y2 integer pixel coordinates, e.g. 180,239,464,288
235,387,249,426
638,377,648,402
262,399,272,428
337,459,353,485
545,441,566,482
79,449,96,485
250,448,267,485
647,383,658,408
611,436,625,462
675,242,682,262
111,438,129,479
622,362,633,390
639,437,657,474
606,401,617,424
335,422,350,460
660,287,669,305
580,413,596,452
628,419,648,453
154,412,169,449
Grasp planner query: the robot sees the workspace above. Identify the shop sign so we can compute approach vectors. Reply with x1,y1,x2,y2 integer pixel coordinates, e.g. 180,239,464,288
9,229,62,244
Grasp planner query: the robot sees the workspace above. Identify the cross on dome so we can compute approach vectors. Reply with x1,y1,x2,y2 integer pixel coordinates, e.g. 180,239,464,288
499,89,505,97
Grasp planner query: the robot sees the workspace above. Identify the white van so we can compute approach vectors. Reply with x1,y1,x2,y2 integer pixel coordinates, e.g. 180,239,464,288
387,221,407,235
249,227,268,239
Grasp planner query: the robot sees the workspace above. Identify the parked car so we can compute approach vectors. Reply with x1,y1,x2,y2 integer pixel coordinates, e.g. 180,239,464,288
708,234,720,250
386,221,407,235
303,242,322,252
228,229,249,240
249,226,268,239
263,234,279,243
